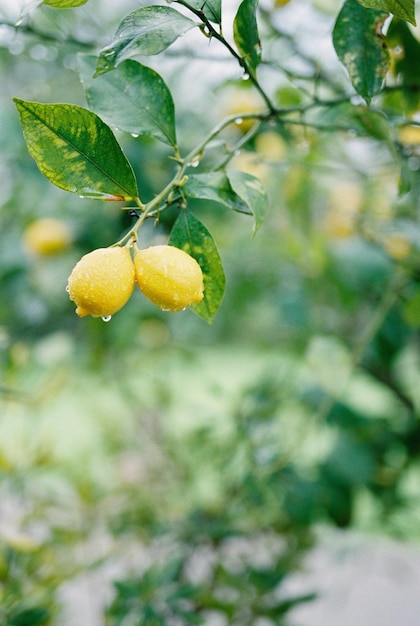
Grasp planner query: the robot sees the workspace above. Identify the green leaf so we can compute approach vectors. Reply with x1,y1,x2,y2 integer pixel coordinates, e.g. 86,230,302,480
315,103,395,154
169,211,225,323
183,172,251,215
9,606,52,625
403,289,420,326
13,99,138,200
357,0,416,26
43,0,89,6
188,0,222,24
227,169,268,234
386,19,420,105
333,0,390,101
179,0,221,24
96,6,198,75
233,0,262,77
79,55,177,147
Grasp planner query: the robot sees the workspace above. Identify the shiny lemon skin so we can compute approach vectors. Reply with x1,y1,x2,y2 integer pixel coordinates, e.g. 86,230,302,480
134,245,204,312
67,247,135,318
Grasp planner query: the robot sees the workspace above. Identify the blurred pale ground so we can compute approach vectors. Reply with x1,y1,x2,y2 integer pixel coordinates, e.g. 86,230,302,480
57,529,420,626
287,531,420,626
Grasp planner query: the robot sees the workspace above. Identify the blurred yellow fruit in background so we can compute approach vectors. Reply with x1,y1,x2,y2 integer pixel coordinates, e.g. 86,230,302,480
324,210,356,239
397,125,420,145
383,233,412,261
223,89,265,133
23,218,72,256
255,131,287,161
229,151,270,182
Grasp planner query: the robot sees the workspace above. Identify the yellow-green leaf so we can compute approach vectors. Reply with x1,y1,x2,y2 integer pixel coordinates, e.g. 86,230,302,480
169,211,225,323
233,0,262,77
43,0,89,7
13,99,138,200
357,0,416,26
333,0,390,101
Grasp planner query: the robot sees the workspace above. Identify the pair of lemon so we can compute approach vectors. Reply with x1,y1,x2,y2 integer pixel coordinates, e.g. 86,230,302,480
67,245,204,319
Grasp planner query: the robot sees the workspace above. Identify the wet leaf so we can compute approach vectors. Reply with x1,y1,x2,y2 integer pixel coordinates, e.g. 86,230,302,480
333,0,390,101
227,169,268,233
183,172,251,214
79,55,176,147
357,0,416,26
13,99,138,200
169,211,225,323
180,0,221,24
96,6,198,75
233,0,261,76
43,0,88,5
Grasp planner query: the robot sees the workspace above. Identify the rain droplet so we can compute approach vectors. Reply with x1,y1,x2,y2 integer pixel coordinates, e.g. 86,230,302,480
79,195,85,199
235,117,243,125
131,133,139,138
189,157,200,168
65,285,70,293
102,315,112,322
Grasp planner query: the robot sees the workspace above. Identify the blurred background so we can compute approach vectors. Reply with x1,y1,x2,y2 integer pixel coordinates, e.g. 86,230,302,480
1,0,420,624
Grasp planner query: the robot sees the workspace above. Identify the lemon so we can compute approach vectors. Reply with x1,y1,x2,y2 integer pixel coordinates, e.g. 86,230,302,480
222,89,265,133
254,131,287,161
229,151,269,182
383,233,412,261
323,210,356,238
67,246,135,318
23,218,72,256
134,245,204,312
397,125,420,145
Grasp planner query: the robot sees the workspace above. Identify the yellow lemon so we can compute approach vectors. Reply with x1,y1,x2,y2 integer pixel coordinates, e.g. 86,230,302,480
323,210,356,238
229,151,270,182
397,125,420,145
254,131,287,161
67,246,135,318
134,245,204,312
223,89,265,133
383,233,412,261
23,218,72,256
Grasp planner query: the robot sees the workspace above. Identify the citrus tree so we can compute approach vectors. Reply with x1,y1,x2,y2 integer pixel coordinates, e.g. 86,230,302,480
11,0,420,324
2,0,420,623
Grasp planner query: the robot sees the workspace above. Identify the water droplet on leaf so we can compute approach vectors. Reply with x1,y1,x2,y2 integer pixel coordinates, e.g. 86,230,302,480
102,315,112,322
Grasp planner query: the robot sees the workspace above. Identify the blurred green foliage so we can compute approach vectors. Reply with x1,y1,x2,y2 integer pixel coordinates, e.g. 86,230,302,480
1,0,420,624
